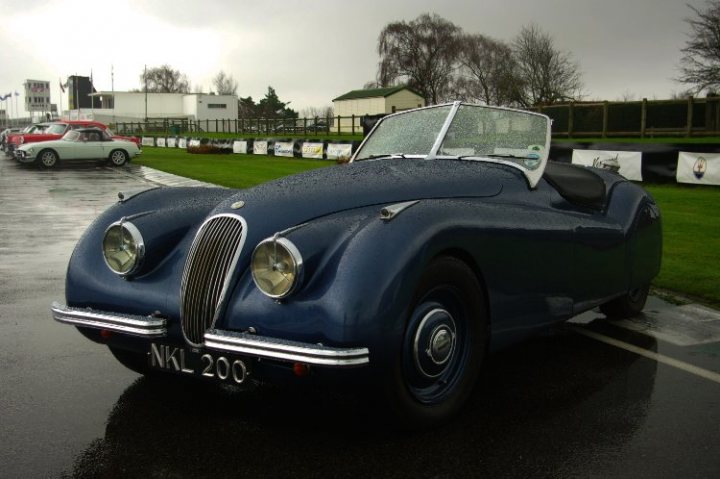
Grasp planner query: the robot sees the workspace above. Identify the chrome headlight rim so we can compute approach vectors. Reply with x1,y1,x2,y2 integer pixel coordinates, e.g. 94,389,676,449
102,220,145,277
251,236,304,299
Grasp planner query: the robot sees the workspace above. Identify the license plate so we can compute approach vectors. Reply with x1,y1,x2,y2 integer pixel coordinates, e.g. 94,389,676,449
149,343,250,385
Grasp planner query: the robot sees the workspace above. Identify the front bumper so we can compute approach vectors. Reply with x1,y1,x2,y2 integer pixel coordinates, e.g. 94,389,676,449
51,302,370,368
14,149,36,163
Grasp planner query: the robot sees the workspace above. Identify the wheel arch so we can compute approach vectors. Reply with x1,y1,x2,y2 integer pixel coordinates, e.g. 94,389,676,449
430,247,491,327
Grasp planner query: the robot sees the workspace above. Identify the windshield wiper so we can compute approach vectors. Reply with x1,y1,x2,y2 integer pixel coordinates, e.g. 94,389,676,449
482,153,534,160
356,153,407,160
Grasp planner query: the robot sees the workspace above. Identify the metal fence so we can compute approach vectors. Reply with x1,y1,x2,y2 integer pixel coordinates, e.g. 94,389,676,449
535,97,720,138
113,115,367,136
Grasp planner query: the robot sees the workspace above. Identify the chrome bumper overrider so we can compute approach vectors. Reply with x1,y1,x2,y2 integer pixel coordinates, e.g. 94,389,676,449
204,329,370,367
51,302,167,336
51,303,370,367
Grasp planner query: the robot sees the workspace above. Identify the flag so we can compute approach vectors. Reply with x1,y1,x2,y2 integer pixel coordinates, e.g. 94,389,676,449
0,93,11,101
59,78,65,93
14,91,19,96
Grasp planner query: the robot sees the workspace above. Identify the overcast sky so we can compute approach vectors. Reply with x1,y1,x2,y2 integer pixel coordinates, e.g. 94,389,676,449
0,0,707,116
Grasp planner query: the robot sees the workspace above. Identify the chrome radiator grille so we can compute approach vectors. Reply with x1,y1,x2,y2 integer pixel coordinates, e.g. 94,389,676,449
180,215,246,346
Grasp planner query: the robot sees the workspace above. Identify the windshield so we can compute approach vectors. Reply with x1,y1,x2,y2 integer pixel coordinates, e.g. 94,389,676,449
63,130,81,142
355,105,452,159
46,124,67,135
352,102,551,187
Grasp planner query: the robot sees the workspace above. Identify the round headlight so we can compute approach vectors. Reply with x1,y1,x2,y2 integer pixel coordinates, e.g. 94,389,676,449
102,221,145,277
251,237,303,299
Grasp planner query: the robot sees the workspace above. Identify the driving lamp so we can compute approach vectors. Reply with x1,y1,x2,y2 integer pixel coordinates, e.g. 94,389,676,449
251,237,303,299
102,221,145,277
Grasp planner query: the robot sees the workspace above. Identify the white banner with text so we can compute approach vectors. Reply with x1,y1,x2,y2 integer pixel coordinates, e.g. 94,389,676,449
274,141,294,157
232,140,248,154
326,143,353,160
571,149,643,181
677,152,720,185
253,141,268,155
301,142,324,159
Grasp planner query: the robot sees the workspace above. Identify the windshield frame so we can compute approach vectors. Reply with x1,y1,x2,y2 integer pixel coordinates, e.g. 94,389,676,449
350,101,552,188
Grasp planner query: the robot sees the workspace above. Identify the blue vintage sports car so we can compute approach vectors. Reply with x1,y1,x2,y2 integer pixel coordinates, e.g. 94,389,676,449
51,102,662,426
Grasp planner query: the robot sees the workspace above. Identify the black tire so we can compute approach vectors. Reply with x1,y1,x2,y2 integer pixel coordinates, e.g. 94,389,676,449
109,149,128,166
109,346,151,375
600,285,650,319
383,256,488,428
38,149,58,168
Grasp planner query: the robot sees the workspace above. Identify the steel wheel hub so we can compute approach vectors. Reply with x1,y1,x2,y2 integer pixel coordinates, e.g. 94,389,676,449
413,308,456,378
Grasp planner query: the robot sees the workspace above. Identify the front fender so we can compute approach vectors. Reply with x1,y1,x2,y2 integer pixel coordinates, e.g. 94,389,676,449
65,186,236,313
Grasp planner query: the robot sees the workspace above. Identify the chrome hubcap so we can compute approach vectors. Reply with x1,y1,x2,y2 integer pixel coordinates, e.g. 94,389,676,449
413,308,456,379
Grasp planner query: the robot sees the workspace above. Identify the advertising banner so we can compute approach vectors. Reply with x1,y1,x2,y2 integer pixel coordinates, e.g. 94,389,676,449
141,137,155,147
326,143,353,160
571,149,643,181
188,139,201,148
301,142,324,159
253,140,268,155
156,137,166,148
178,138,188,149
274,141,294,157
166,137,177,148
677,152,720,185
233,140,248,154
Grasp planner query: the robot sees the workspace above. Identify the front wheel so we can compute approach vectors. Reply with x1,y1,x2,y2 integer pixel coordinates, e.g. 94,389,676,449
600,285,650,319
38,149,58,168
109,149,128,166
384,256,488,428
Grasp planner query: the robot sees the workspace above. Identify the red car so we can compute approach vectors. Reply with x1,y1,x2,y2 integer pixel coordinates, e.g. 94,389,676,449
6,120,140,152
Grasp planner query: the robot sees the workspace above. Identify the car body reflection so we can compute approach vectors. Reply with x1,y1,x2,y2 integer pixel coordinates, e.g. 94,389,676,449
64,324,658,478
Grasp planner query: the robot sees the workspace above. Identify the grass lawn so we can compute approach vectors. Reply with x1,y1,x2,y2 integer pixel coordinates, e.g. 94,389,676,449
644,184,720,307
134,147,331,189
134,147,720,306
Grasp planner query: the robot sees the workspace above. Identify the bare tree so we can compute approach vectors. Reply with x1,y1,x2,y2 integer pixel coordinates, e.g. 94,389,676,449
678,1,720,94
140,65,191,93
213,71,239,96
512,25,583,107
377,13,462,104
300,106,334,119
456,33,523,106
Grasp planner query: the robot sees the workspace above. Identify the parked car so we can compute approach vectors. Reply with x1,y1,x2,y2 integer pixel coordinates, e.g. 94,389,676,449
5,120,140,153
50,103,661,427
305,120,329,133
14,128,141,168
1,123,54,151
1,127,23,152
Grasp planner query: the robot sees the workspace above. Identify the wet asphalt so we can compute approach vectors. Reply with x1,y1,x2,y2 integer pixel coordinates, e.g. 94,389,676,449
0,154,719,479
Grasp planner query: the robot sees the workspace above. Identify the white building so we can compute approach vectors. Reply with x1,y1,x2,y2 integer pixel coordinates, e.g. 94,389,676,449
67,92,238,132
332,86,425,132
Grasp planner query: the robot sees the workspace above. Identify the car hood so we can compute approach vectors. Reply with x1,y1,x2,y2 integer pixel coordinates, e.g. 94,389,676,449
213,158,514,233
17,139,69,151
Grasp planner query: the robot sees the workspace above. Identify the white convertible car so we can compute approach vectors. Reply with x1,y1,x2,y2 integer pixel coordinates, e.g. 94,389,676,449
14,128,141,168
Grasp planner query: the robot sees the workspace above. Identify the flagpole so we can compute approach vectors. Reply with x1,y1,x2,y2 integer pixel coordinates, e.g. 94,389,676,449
90,68,94,119
111,65,115,125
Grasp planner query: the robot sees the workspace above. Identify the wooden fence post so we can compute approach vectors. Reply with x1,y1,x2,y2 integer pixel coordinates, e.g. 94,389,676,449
686,96,694,137
641,98,647,138
602,101,609,138
568,102,574,138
